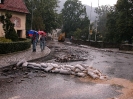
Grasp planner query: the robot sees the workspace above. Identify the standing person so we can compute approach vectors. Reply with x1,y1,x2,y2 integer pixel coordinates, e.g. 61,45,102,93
31,32,37,52
36,33,39,46
40,33,45,51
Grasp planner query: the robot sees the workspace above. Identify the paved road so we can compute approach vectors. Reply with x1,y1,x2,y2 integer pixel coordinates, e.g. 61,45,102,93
0,40,133,99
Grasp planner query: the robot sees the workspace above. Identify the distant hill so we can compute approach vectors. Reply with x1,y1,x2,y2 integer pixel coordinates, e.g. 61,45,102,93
56,0,97,22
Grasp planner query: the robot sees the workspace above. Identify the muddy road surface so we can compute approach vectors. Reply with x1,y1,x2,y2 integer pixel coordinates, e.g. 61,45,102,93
0,40,133,99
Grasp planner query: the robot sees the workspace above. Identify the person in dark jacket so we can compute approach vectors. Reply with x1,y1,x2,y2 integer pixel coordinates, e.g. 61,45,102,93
31,32,37,52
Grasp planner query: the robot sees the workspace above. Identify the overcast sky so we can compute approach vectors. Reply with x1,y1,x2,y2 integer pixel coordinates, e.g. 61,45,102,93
80,0,118,7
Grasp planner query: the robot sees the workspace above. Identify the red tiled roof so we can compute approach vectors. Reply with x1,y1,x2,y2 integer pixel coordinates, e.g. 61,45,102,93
0,0,29,14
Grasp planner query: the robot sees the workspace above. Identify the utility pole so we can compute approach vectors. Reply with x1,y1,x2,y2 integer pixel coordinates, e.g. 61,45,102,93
95,0,99,42
98,0,99,7
88,2,92,41
31,0,33,30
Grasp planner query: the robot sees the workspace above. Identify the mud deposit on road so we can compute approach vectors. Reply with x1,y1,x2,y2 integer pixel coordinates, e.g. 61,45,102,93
0,41,133,99
79,77,133,99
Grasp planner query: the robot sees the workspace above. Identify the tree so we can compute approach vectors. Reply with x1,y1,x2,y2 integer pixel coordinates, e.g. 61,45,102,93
95,5,111,41
80,16,90,40
106,6,119,43
61,0,90,38
115,0,133,43
24,0,59,33
56,13,63,29
73,28,81,40
106,0,133,43
0,12,18,41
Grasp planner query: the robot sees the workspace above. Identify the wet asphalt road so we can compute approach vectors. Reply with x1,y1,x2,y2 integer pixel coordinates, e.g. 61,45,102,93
0,40,133,99
0,73,120,99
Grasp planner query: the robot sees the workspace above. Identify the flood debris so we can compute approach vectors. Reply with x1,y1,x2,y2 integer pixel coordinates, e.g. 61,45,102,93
7,79,13,83
55,54,87,62
17,60,107,80
53,46,89,63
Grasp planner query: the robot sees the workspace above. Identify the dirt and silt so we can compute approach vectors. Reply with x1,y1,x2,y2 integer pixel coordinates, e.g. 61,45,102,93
0,40,133,99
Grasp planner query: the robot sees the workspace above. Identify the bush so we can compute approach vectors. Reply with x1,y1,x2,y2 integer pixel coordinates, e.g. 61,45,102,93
6,27,18,41
0,38,31,54
18,38,27,41
0,12,19,41
0,37,12,42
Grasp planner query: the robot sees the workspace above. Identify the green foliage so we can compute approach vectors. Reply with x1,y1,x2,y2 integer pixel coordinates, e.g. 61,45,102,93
95,5,111,41
0,37,12,43
56,13,63,28
24,0,59,32
7,25,19,41
0,12,18,41
61,0,90,38
73,28,82,40
81,27,89,41
33,16,45,30
0,39,31,54
115,0,133,43
106,6,119,43
105,0,133,43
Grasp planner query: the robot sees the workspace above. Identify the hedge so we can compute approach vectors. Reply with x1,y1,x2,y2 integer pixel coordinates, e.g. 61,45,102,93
0,38,31,54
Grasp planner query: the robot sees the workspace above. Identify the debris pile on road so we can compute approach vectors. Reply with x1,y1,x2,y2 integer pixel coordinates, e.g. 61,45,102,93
54,46,88,63
55,54,87,62
17,60,107,80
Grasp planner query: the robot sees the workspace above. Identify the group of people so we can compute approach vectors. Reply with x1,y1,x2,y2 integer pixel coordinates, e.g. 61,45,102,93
31,32,46,52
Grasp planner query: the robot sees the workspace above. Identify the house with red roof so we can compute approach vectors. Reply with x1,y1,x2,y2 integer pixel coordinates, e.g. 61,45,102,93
0,0,29,38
